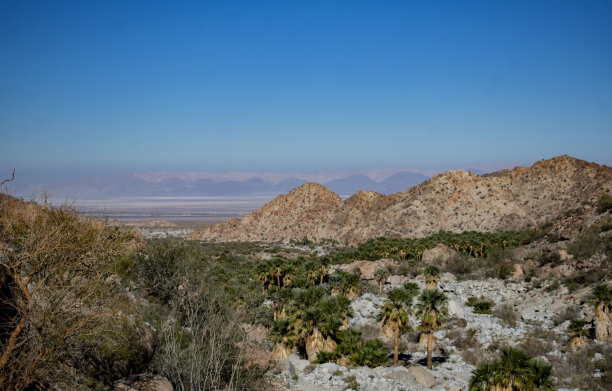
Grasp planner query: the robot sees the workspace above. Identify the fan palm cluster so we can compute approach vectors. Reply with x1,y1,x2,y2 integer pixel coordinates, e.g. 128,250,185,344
256,256,333,295
377,285,449,368
469,347,555,391
267,285,354,360
330,230,536,263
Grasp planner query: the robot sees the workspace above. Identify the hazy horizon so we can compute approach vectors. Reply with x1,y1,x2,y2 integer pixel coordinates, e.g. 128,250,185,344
2,1,611,184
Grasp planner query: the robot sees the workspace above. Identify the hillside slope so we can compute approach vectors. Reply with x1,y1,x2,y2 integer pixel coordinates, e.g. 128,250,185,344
189,156,612,245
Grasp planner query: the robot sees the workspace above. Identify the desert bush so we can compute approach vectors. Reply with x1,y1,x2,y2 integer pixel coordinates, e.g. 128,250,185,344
493,304,518,327
446,328,479,350
133,238,270,391
0,195,143,390
149,268,265,391
552,305,581,327
466,297,494,314
349,338,388,367
562,268,607,292
443,253,476,278
544,279,560,292
546,344,612,390
597,194,612,214
316,350,341,364
460,347,495,366
568,229,604,260
518,337,553,358
538,250,562,267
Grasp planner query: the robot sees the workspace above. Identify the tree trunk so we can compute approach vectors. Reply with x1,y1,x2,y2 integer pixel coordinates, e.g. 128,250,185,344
426,333,434,369
393,327,399,365
378,282,383,296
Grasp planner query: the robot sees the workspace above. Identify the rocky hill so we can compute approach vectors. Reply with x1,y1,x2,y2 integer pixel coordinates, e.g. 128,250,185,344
189,156,612,245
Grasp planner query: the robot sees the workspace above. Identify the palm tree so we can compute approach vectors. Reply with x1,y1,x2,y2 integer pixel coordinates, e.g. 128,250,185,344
258,269,269,296
566,318,588,348
271,288,293,320
318,261,329,285
377,288,412,365
304,261,319,286
403,282,420,298
588,283,612,341
374,268,390,296
469,347,555,391
269,318,298,358
415,289,448,369
424,265,440,289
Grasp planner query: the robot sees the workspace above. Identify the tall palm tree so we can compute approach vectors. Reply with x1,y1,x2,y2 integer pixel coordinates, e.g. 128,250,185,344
318,261,329,285
415,289,448,369
374,268,390,296
271,287,293,320
424,266,440,289
377,288,412,365
469,347,555,391
588,283,612,341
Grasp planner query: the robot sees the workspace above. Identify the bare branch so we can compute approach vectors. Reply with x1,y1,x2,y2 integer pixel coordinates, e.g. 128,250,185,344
1,166,15,187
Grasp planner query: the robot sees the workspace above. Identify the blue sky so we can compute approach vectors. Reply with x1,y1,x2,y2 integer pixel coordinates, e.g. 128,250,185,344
1,0,611,183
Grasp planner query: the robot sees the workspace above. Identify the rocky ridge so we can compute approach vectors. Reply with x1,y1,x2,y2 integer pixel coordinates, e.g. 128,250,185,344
189,156,612,245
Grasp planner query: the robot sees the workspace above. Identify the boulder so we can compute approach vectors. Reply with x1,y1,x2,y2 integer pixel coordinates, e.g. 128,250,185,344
422,244,456,266
447,300,464,318
441,272,457,282
288,353,311,372
512,246,531,261
408,366,437,388
384,367,416,383
511,264,524,279
334,259,395,281
389,275,407,286
136,322,157,363
114,374,173,391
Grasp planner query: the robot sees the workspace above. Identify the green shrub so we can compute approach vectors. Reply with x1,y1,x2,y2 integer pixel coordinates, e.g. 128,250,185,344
597,194,612,213
350,339,388,367
316,350,341,364
567,229,602,260
473,301,493,314
498,262,514,280
466,297,495,314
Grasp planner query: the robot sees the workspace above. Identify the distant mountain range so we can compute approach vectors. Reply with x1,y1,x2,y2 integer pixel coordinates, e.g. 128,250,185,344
189,156,612,245
15,162,520,199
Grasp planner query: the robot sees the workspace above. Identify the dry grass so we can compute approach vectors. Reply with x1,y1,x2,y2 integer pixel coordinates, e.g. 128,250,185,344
492,304,518,327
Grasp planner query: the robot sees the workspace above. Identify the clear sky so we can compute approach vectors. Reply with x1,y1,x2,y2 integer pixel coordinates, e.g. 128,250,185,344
1,0,611,183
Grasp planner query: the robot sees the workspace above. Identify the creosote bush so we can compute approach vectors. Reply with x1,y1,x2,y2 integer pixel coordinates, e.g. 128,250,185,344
0,195,143,390
132,238,270,391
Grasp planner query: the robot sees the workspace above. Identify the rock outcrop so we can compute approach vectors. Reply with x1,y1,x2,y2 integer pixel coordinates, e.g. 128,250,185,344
189,156,612,245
